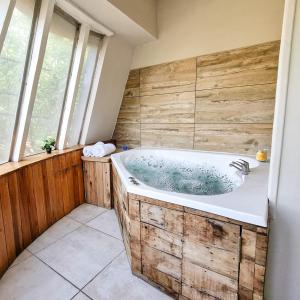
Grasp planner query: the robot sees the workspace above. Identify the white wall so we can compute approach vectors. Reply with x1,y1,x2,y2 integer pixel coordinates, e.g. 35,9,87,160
85,35,133,144
266,0,300,299
132,0,285,69
107,0,157,37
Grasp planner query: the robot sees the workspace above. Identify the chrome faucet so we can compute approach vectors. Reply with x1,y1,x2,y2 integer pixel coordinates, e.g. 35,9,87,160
229,159,250,175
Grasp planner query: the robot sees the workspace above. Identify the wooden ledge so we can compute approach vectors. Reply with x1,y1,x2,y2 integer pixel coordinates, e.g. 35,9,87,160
0,145,84,177
81,155,112,163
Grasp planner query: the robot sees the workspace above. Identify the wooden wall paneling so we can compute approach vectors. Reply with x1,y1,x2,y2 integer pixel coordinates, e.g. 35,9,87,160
51,156,65,220
196,41,280,79
114,41,279,154
41,160,55,226
140,58,196,96
194,123,273,155
141,123,194,149
195,84,276,124
30,164,47,234
124,69,140,97
17,169,32,247
6,173,23,253
113,123,141,149
140,92,195,124
0,176,16,264
0,195,8,276
94,161,104,207
117,97,140,124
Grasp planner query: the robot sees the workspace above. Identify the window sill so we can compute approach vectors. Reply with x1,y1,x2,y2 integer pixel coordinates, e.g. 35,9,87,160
0,145,84,177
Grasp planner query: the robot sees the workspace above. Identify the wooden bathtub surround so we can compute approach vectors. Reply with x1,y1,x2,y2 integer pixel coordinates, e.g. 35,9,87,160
81,156,112,209
0,147,85,277
113,40,279,155
112,166,269,300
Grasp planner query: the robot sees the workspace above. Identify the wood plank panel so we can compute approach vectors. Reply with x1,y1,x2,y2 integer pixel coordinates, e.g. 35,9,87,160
124,69,140,97
183,239,239,280
196,84,275,124
194,123,273,155
141,91,195,124
140,58,196,96
142,245,182,294
182,260,238,300
197,41,279,79
113,123,141,149
141,123,194,149
182,283,217,300
117,97,140,123
141,223,183,258
141,202,184,235
7,173,23,253
184,213,240,253
0,176,16,264
0,148,84,276
196,68,277,91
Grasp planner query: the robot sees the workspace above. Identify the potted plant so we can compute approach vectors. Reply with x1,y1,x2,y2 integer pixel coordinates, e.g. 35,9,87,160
41,136,56,154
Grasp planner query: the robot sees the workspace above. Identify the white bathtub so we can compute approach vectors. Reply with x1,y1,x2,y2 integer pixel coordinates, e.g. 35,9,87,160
111,148,269,227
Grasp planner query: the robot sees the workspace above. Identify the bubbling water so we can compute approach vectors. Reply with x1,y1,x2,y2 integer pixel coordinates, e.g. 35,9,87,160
124,155,238,196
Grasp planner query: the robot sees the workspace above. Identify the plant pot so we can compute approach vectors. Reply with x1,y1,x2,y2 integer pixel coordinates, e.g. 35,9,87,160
46,148,52,154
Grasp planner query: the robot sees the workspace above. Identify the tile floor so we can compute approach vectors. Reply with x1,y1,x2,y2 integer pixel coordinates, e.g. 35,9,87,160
0,204,172,300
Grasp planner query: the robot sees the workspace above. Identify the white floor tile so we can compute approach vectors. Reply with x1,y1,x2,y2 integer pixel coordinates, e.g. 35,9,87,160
68,204,108,223
28,217,81,253
9,250,32,268
83,252,172,300
87,210,122,240
0,256,78,300
36,225,124,288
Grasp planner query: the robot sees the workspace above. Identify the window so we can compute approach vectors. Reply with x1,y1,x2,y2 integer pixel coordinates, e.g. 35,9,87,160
25,11,78,156
0,0,35,164
67,32,102,147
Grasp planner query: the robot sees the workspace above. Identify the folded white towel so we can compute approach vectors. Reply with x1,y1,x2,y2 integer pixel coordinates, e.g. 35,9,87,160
83,142,116,158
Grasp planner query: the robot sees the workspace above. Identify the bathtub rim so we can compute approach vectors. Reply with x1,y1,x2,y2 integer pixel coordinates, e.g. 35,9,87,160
111,147,269,227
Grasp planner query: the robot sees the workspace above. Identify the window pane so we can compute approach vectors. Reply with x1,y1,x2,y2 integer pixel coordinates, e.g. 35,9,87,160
25,12,77,156
0,0,35,164
67,33,101,147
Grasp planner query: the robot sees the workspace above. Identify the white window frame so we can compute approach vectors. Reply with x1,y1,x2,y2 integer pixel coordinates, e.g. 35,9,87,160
1,0,114,162
0,0,16,53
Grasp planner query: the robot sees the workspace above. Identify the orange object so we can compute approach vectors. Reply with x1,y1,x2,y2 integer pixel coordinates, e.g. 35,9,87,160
256,150,267,162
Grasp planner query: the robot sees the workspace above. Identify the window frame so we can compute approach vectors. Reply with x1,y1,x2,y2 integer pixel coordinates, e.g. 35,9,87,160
0,0,112,163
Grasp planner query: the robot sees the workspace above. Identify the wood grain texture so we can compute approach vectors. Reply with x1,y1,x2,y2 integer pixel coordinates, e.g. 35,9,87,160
83,160,112,209
140,202,184,235
117,97,140,123
140,58,196,96
182,260,238,300
0,149,84,277
196,41,279,79
141,223,183,258
196,84,275,124
194,123,273,155
113,123,141,149
141,123,194,149
113,169,270,300
124,69,140,97
141,92,195,124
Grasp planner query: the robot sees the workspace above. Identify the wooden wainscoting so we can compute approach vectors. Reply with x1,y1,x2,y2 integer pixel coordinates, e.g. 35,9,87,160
0,147,84,277
113,40,280,155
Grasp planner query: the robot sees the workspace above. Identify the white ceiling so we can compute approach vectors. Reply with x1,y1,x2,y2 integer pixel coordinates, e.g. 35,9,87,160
69,0,157,45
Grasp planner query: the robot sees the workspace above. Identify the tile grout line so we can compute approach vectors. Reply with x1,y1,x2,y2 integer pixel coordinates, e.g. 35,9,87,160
79,250,126,294
30,251,82,293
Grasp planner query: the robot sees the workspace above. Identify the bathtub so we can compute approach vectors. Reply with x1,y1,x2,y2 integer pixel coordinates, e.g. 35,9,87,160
111,148,269,227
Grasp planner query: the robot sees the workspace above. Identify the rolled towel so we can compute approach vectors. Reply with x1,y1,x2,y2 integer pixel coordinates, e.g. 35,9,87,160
83,142,116,157
83,142,104,157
